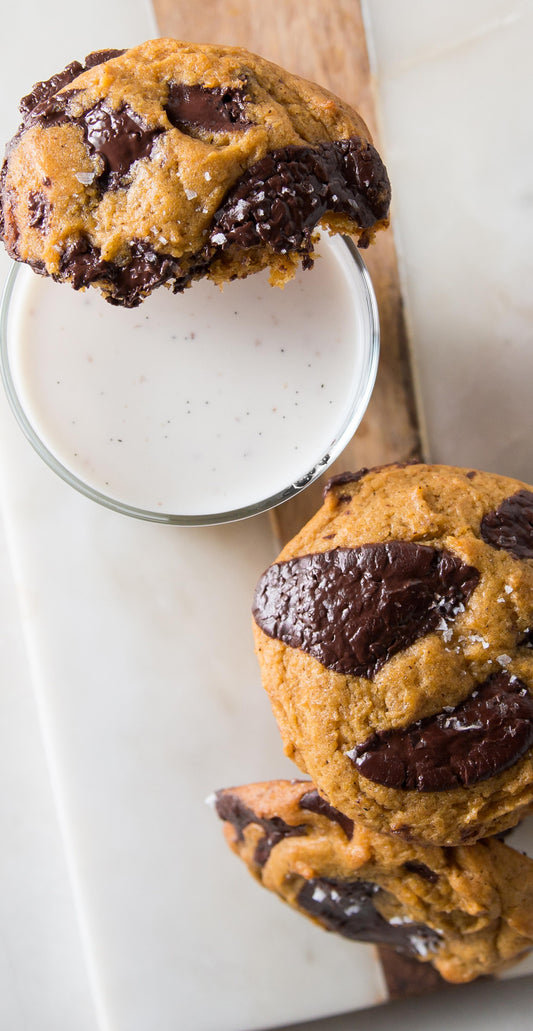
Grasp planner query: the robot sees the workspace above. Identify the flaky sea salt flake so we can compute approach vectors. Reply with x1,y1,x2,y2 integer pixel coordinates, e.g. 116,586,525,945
232,198,247,221
468,634,489,649
436,617,453,642
75,171,96,185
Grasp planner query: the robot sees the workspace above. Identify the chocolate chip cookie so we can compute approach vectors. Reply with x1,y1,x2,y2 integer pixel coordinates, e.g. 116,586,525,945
252,464,533,845
0,40,390,306
214,779,533,983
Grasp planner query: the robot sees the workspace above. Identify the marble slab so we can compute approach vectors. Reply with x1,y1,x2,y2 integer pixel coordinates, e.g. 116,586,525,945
365,0,533,483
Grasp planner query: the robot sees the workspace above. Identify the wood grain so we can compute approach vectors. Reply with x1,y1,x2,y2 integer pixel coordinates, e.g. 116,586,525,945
153,0,425,1003
153,0,376,124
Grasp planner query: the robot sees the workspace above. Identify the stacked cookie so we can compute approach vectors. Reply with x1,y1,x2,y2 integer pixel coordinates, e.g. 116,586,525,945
215,463,533,982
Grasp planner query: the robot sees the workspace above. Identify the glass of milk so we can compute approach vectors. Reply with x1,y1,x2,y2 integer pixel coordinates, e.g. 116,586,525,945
0,233,379,524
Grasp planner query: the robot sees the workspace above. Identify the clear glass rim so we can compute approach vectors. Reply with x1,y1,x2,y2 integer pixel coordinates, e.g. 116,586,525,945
0,237,380,526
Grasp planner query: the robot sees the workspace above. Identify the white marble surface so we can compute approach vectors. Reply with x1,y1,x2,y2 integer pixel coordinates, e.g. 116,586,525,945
1,2,533,1030
366,0,533,483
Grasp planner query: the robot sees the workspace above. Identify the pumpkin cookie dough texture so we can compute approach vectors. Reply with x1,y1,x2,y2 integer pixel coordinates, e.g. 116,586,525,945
214,779,533,983
252,464,533,846
0,40,391,307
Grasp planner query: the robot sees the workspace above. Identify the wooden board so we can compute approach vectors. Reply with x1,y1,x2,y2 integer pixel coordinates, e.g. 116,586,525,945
153,0,431,1004
152,0,423,549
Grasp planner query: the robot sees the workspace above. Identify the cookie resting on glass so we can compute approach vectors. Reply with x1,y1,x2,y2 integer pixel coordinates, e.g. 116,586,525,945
0,40,391,307
214,779,533,983
252,463,533,846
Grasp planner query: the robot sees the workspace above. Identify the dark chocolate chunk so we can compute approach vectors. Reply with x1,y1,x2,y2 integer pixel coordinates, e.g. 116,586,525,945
348,672,533,791
323,468,369,497
480,490,533,560
24,92,74,131
27,191,49,230
252,816,306,866
58,236,197,308
19,62,84,118
214,790,306,866
299,788,354,839
209,136,390,257
297,877,441,956
58,237,110,290
19,50,125,119
253,542,480,679
165,82,252,133
25,256,46,274
22,96,161,189
83,102,162,183
403,861,439,884
20,94,159,191
214,791,259,840
14,53,140,196
107,241,188,301
83,49,125,69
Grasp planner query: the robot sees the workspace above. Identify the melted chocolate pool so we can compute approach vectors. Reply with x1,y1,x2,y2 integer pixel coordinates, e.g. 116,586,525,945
348,672,533,791
253,542,479,679
215,790,307,865
480,490,533,560
298,877,441,957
